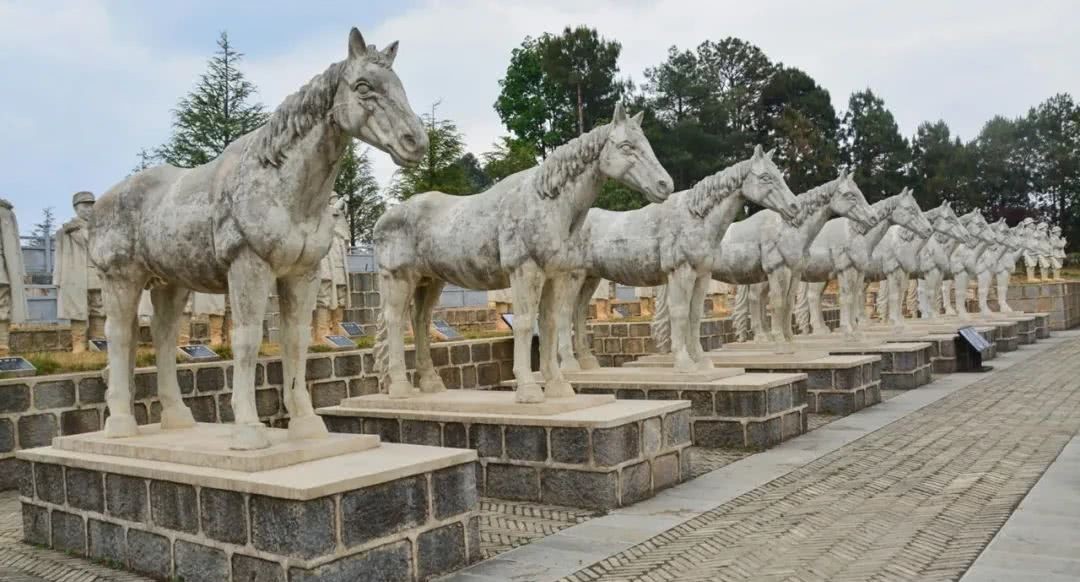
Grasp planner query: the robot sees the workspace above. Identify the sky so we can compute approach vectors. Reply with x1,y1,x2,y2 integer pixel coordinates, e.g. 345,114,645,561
1,0,1077,232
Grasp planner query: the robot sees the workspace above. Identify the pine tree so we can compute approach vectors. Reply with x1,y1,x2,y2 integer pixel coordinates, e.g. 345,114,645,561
33,207,56,247
156,32,268,168
335,143,384,245
389,104,472,199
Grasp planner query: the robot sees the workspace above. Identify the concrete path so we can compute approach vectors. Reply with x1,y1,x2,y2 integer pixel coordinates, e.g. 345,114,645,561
447,330,1080,581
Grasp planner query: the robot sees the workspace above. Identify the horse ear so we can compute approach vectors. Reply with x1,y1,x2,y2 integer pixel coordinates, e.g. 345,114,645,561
382,41,399,65
838,167,848,180
753,144,764,158
349,28,368,59
613,103,627,124
765,148,776,160
631,111,644,125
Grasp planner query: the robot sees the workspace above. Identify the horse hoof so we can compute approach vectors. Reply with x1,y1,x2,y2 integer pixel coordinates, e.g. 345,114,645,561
388,381,415,399
515,383,545,403
230,423,271,450
560,359,582,372
673,354,696,372
695,357,715,371
160,405,196,430
288,415,329,440
104,415,139,438
545,379,575,399
419,375,447,394
578,355,601,370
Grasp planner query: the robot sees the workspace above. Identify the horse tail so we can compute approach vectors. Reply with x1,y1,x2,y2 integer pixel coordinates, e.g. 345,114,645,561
733,284,751,342
794,281,811,335
650,285,672,354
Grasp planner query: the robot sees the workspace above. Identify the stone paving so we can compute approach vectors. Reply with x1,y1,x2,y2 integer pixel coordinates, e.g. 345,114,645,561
0,335,1075,581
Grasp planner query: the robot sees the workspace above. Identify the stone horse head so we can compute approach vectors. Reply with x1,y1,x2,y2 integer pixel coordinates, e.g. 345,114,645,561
932,202,972,244
960,211,995,245
824,169,877,229
340,28,427,165
739,145,800,223
594,105,673,203
888,187,933,239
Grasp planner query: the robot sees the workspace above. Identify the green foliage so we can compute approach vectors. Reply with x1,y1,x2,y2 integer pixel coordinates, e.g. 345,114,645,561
33,207,56,247
454,153,493,193
482,137,538,182
335,142,385,244
155,32,268,168
839,89,911,202
389,109,471,199
909,120,972,211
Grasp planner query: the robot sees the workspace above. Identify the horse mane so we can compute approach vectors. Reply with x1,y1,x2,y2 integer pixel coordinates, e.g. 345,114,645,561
871,192,902,218
686,158,751,218
794,177,839,223
535,124,612,198
252,60,348,167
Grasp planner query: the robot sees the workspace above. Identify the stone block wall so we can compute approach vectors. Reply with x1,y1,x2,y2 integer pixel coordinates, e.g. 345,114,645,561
432,307,500,334
1006,281,1080,330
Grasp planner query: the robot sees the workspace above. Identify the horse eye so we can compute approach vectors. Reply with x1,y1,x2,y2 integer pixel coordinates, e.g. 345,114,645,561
619,143,634,153
354,81,372,94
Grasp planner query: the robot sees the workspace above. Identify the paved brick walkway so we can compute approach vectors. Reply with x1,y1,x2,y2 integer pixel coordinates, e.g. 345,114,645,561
561,338,1080,581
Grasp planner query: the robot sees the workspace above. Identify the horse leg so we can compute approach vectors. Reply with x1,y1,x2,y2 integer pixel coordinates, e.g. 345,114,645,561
837,273,857,340
996,271,1013,312
555,272,585,371
102,277,144,438
540,276,574,398
806,281,829,336
277,273,330,440
781,271,800,342
687,273,713,369
227,249,275,449
150,285,196,429
977,271,992,315
379,270,418,398
569,275,601,370
767,268,793,349
887,271,906,330
413,279,446,393
954,272,970,319
510,262,545,403
666,266,695,371
748,283,768,341
942,279,956,315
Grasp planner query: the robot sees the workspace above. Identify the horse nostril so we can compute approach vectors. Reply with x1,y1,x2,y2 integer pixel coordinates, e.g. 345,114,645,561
657,179,670,193
402,133,418,150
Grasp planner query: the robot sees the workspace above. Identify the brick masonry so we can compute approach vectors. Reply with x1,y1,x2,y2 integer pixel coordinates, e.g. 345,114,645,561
745,359,882,416
828,344,934,390
1005,281,1080,330
18,458,480,581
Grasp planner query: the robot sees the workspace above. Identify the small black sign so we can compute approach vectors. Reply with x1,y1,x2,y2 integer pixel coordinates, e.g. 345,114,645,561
956,326,993,372
178,344,220,361
89,339,108,352
341,321,364,337
325,335,357,349
0,357,35,378
958,326,992,352
431,319,463,340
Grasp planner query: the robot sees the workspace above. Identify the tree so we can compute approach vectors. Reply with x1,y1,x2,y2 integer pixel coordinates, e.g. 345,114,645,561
1026,94,1080,245
494,27,625,156
334,142,384,245
839,89,910,201
971,115,1034,221
156,32,268,168
454,153,493,193
482,137,538,182
389,106,471,199
909,120,973,211
643,47,705,125
33,207,56,247
754,67,841,194
130,148,156,175
695,38,778,137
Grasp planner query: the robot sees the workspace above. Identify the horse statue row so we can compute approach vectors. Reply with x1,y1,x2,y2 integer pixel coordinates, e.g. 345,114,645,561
90,29,427,449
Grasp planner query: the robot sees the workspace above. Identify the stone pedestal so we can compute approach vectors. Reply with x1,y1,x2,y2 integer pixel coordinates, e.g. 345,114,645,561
1006,282,1080,330
16,424,480,581
629,351,881,416
318,391,692,510
559,368,809,450
821,342,934,390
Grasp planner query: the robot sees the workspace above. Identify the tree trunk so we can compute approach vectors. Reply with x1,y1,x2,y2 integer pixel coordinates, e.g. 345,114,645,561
577,83,584,135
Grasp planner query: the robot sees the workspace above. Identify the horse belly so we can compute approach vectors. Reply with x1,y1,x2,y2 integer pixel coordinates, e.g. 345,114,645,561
141,206,228,291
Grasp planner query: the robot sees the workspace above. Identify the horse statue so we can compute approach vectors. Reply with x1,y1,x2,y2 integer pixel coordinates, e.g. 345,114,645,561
976,220,1022,315
90,29,427,449
1050,225,1067,280
553,146,799,372
373,104,672,403
913,202,974,319
794,188,932,339
723,170,878,349
1022,222,1053,282
871,204,972,327
941,211,998,319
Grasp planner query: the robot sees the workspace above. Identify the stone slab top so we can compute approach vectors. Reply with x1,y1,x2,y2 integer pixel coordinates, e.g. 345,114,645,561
340,390,616,416
563,365,808,391
703,351,880,369
18,440,475,500
48,423,380,473
562,366,748,383
319,393,690,429
827,342,933,353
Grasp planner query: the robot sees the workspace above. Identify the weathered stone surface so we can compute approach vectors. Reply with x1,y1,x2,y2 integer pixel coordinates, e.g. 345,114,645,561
433,463,478,519
642,417,662,455
252,495,335,559
18,413,58,448
106,473,147,521
11,458,31,496
593,423,640,466
348,376,380,397
364,417,401,442
175,539,230,582
22,502,49,545
65,468,104,512
87,518,125,564
485,464,538,501
341,475,427,547
201,487,247,545
60,408,100,435
195,367,225,393
133,373,157,399
256,388,281,417
34,462,64,504
51,510,85,554
0,418,13,452
78,377,107,403
621,460,652,505
184,395,218,422
469,424,503,458
663,410,691,447
177,369,195,394
150,480,198,533
505,425,547,461
653,452,680,490
444,422,467,448
0,383,30,413
550,427,589,464
311,380,348,409
266,361,283,385
127,529,171,578
694,420,746,448
232,554,286,582
541,468,618,510
305,357,333,381
401,420,442,446
33,380,76,409
289,539,411,582
418,522,467,580
334,354,363,377
686,391,714,416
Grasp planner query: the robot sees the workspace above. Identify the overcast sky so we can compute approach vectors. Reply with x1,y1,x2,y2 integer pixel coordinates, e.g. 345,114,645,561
1,0,1077,231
